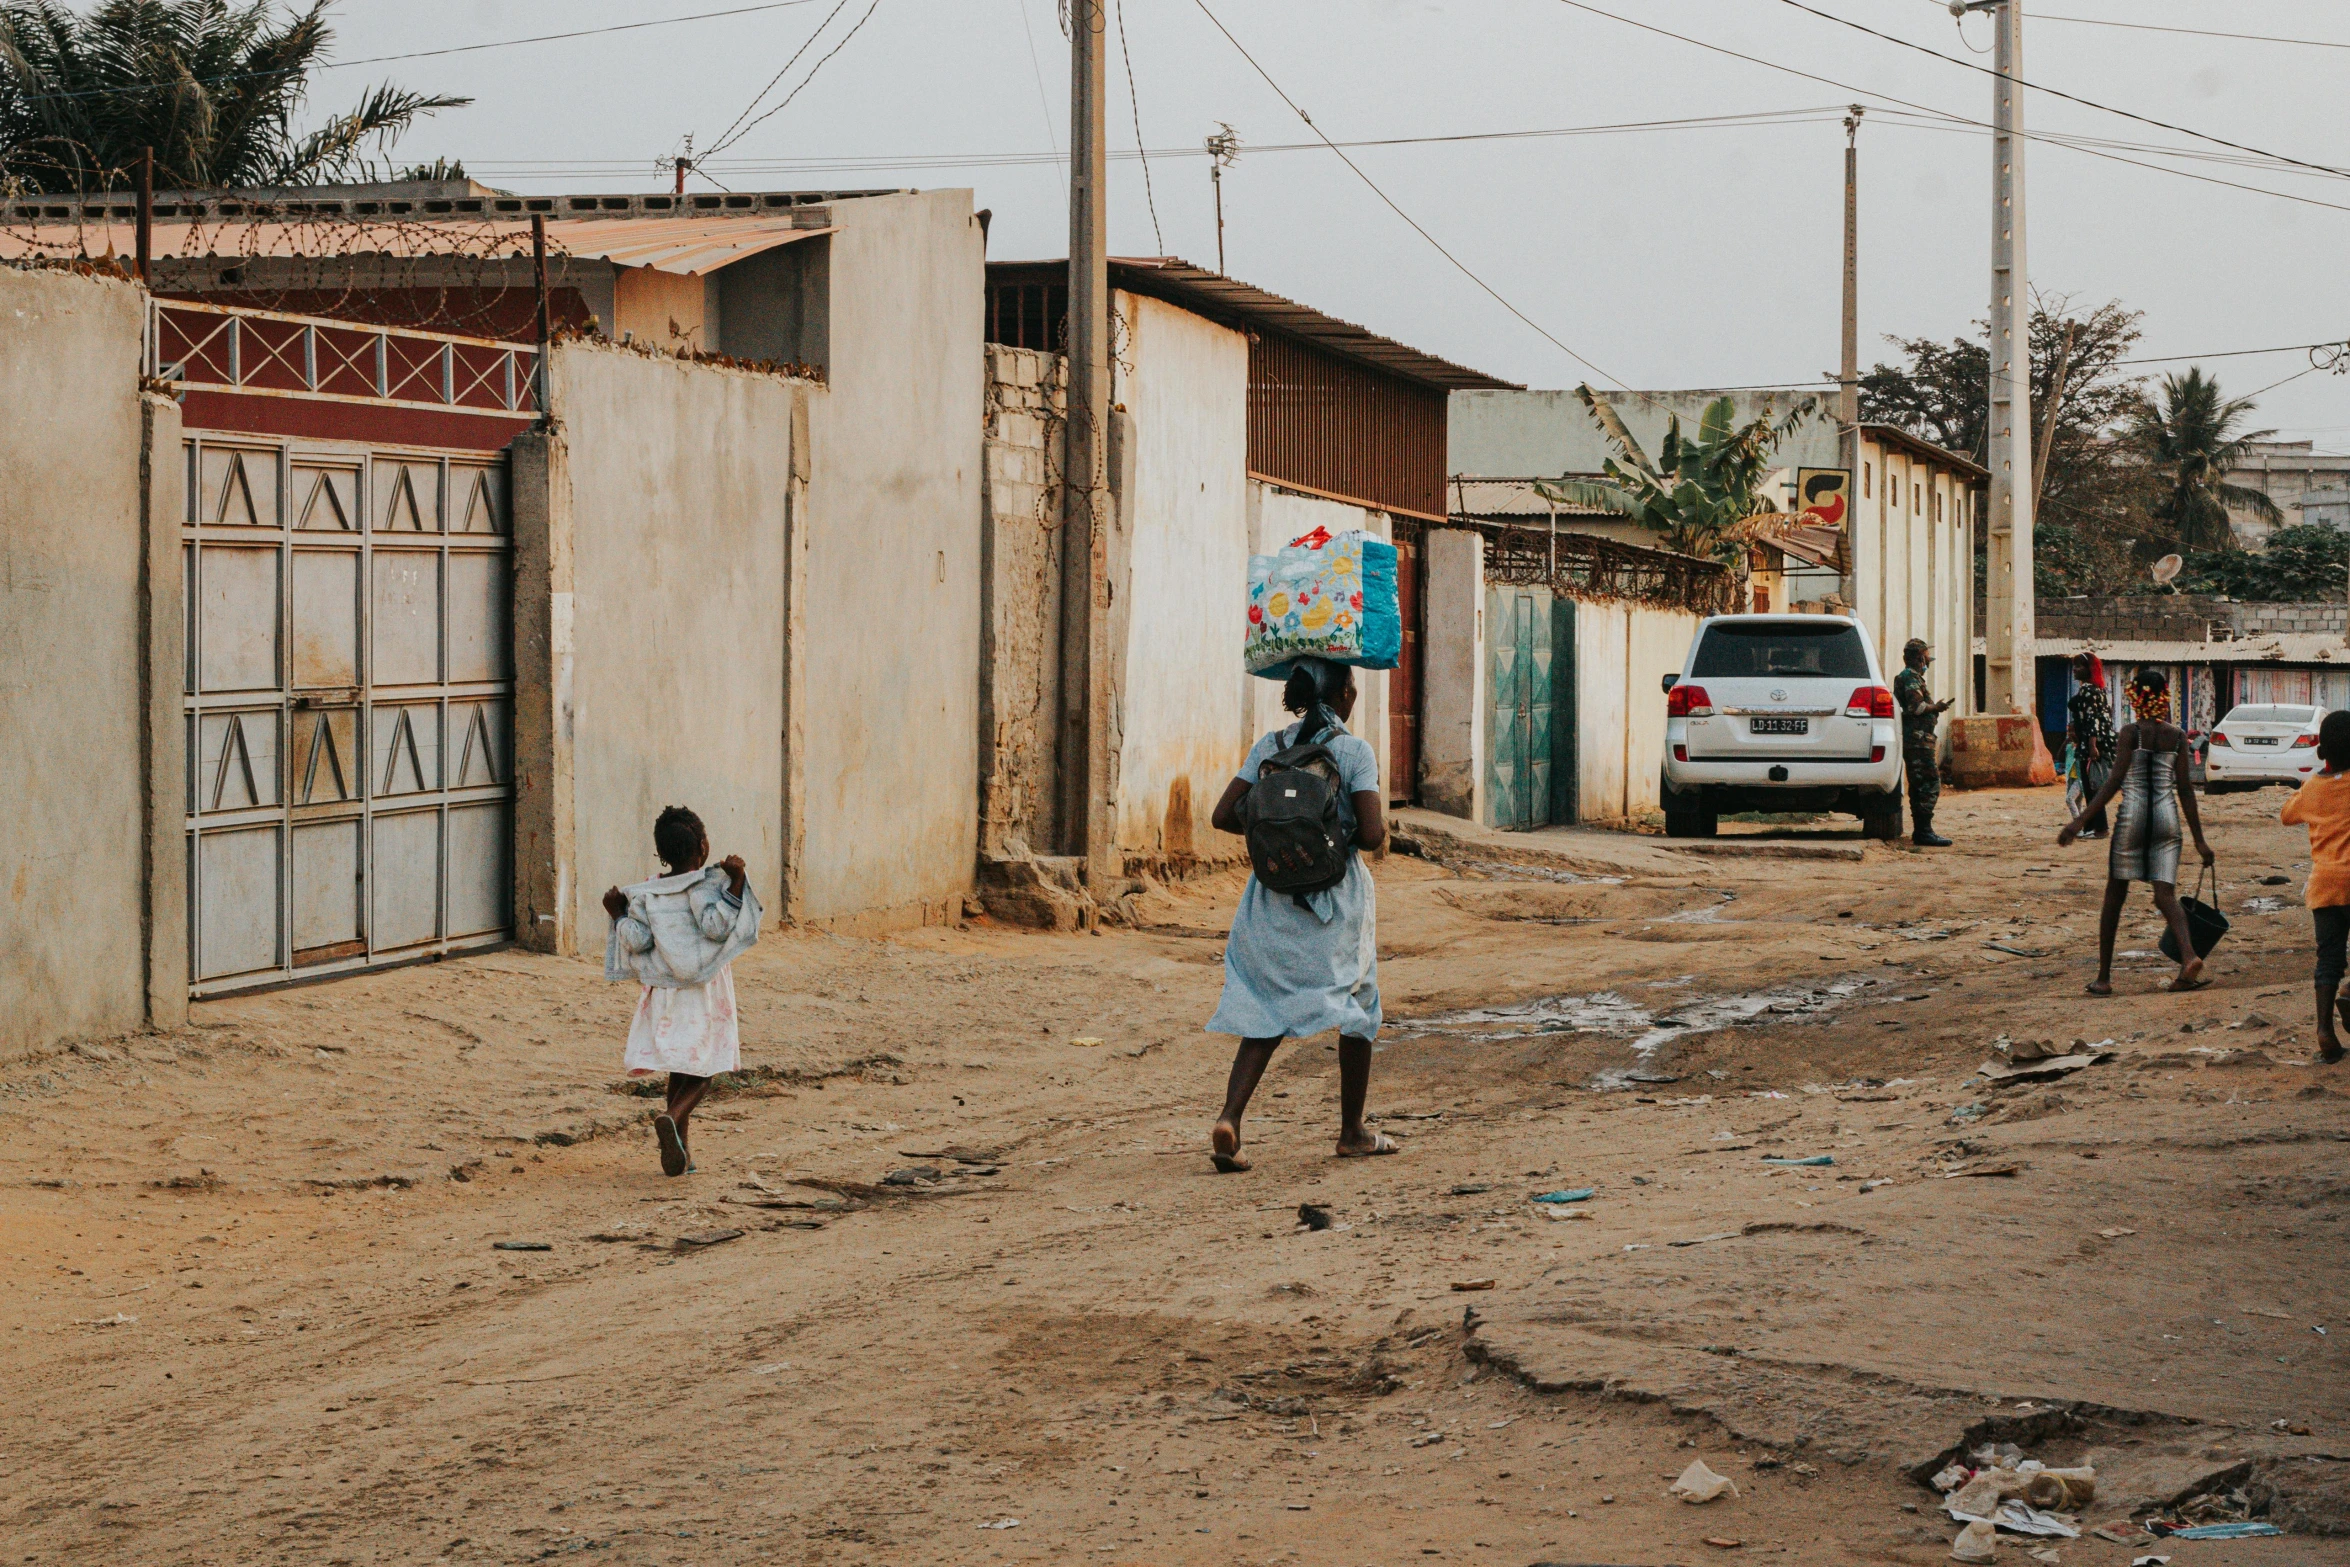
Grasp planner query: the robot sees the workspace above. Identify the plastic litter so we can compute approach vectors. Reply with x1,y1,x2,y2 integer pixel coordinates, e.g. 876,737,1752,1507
2149,1521,2282,1540
1668,1459,1739,1504
1950,1519,1998,1561
1532,1188,1596,1204
1762,1154,1834,1167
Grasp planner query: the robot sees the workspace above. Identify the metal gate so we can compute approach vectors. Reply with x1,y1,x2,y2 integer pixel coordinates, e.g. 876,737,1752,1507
1485,585,1556,830
182,435,513,993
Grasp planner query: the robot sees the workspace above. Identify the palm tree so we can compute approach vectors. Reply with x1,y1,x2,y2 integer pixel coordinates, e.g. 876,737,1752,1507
2134,366,2281,551
1534,387,1817,565
0,0,468,195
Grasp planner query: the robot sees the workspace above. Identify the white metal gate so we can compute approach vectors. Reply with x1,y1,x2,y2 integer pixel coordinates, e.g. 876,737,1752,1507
183,435,513,994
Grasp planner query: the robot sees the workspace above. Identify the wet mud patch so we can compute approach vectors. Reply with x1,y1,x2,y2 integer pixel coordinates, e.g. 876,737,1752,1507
1395,977,1880,1088
1429,883,1708,925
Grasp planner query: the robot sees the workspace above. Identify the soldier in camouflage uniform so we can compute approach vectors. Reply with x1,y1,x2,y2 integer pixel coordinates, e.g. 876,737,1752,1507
1894,638,1955,846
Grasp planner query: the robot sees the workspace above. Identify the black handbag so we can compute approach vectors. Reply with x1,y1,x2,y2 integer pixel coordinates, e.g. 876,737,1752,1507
2159,862,2230,962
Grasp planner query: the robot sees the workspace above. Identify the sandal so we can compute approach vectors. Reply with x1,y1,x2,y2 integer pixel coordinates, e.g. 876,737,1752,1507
655,1114,688,1178
2085,980,2113,996
1210,1121,1250,1174
1336,1131,1400,1159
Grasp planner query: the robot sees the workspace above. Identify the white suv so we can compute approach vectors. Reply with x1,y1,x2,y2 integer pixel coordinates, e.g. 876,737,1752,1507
1659,614,1907,839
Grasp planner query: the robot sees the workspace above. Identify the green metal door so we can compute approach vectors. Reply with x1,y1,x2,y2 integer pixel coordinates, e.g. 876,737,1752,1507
1485,586,1555,829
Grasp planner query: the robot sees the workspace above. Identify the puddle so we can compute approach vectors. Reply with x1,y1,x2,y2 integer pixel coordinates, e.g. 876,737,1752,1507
2242,896,2288,915
1657,891,1739,925
1398,976,1878,1089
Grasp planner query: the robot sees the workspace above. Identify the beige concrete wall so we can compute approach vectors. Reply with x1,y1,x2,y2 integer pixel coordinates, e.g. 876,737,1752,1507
1419,528,1485,819
531,340,803,944
798,189,986,921
0,268,184,1058
1112,294,1252,864
1566,599,1700,823
1856,435,1971,713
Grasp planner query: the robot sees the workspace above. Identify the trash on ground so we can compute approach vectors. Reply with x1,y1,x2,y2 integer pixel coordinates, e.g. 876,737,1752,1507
492,1240,552,1252
1669,1231,1742,1248
2098,1227,2136,1238
1944,1163,2024,1179
1669,1459,1739,1503
1950,1519,1998,1561
1762,1155,1834,1167
977,1517,1022,1530
1978,1049,2110,1085
2150,1520,2283,1540
1940,1448,2093,1539
1450,1278,1497,1291
882,1166,944,1186
1538,1205,1594,1221
1297,1204,1333,1231
1532,1188,1596,1203
677,1229,744,1247
2131,1556,2171,1566
1703,1536,1742,1549
1450,1182,1492,1195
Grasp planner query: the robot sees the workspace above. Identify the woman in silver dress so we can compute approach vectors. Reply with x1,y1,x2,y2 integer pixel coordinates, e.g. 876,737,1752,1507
2059,668,2215,994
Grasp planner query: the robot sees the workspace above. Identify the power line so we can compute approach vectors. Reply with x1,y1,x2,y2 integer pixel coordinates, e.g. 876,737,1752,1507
1113,0,1164,254
0,0,828,106
2032,14,2350,51
704,0,857,160
461,107,1851,180
1773,0,2350,181
1188,0,1625,385
2115,340,2350,368
706,0,887,157
1008,0,1066,177
1543,0,2350,217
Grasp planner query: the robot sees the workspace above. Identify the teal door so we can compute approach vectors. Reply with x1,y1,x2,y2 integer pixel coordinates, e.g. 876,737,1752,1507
1485,586,1554,829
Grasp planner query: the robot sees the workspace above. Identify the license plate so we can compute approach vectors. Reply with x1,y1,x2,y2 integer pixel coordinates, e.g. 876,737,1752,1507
2244,736,2278,746
1749,716,1808,736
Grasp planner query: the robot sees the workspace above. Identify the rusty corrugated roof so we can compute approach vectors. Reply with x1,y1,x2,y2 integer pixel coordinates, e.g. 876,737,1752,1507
0,214,835,276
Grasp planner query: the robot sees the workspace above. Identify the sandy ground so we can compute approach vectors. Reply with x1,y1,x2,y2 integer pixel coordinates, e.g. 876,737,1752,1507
7,785,2349,1567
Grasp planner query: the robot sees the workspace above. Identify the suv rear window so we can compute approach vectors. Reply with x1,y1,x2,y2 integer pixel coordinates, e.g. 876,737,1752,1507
1689,621,1873,679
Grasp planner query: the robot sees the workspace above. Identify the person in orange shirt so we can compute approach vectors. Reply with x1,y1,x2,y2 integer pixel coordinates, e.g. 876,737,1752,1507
2281,710,2350,1064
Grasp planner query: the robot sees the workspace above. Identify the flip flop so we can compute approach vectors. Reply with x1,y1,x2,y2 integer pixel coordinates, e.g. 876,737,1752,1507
2085,981,2113,996
1336,1131,1400,1159
2167,976,2212,993
654,1114,688,1178
1210,1121,1250,1174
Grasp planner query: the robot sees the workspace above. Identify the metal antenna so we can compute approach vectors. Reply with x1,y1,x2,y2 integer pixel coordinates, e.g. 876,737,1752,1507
1205,122,1240,274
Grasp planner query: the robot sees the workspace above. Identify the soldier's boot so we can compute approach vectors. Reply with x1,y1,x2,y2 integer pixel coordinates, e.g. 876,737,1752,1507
1911,810,1952,848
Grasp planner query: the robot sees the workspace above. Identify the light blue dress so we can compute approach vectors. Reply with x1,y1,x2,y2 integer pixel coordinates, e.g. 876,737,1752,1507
1206,718,1382,1042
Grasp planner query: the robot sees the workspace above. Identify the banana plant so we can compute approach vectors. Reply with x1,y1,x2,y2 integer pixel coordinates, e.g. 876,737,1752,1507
1535,387,1818,565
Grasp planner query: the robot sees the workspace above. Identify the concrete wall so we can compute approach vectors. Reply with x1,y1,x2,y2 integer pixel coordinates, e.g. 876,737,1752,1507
1853,433,1971,716
1569,600,1701,823
0,267,185,1058
1419,527,1485,819
1449,387,1837,478
1245,485,1394,801
796,189,986,922
519,340,804,946
1113,294,1253,864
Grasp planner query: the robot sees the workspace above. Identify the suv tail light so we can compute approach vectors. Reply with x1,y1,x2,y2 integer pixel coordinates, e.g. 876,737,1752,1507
1846,685,1897,719
2294,733,2318,748
1667,683,1715,718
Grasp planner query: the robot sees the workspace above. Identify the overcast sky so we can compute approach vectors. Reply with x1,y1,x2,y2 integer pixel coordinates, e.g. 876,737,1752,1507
321,0,2349,451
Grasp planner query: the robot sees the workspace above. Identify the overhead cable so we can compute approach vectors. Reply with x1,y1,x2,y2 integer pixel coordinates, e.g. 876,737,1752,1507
1189,0,1627,386
1774,0,2350,180
705,0,888,157
704,0,859,161
2031,14,2350,51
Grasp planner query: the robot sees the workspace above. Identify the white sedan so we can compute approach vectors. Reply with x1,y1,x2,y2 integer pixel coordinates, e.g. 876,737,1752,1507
2204,702,2325,790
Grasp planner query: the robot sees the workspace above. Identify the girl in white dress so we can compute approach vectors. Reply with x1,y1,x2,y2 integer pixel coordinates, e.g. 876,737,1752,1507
602,806,761,1176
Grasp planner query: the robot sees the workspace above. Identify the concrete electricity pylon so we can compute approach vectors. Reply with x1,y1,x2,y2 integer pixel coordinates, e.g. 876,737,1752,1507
1062,0,1116,889
1957,0,2034,715
1839,104,1863,609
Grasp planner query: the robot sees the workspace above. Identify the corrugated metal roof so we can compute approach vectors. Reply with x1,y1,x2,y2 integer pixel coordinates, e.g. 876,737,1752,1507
1112,258,1519,391
988,256,1517,392
0,214,835,276
1861,421,1988,481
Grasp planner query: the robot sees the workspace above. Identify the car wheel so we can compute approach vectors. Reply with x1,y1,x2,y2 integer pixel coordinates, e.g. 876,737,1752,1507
1859,794,1904,841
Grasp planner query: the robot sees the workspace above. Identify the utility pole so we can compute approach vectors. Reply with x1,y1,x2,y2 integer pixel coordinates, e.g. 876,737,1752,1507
1206,123,1240,275
1061,0,1115,891
1839,105,1862,608
673,135,693,196
1963,0,2034,716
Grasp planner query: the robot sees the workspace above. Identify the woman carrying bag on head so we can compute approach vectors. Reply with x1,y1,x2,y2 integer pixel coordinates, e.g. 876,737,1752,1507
2060,667,2216,994
1202,656,1393,1173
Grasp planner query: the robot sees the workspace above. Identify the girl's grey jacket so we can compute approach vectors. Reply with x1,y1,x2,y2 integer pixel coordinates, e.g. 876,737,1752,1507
604,865,762,988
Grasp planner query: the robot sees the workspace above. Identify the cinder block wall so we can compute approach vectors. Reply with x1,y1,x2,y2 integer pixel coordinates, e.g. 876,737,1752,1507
979,344,1066,860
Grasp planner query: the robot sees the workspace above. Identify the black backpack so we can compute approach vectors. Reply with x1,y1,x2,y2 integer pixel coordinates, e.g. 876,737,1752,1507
1240,707,1358,903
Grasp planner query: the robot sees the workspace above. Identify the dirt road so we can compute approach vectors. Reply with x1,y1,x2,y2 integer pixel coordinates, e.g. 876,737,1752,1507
7,785,2347,1565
